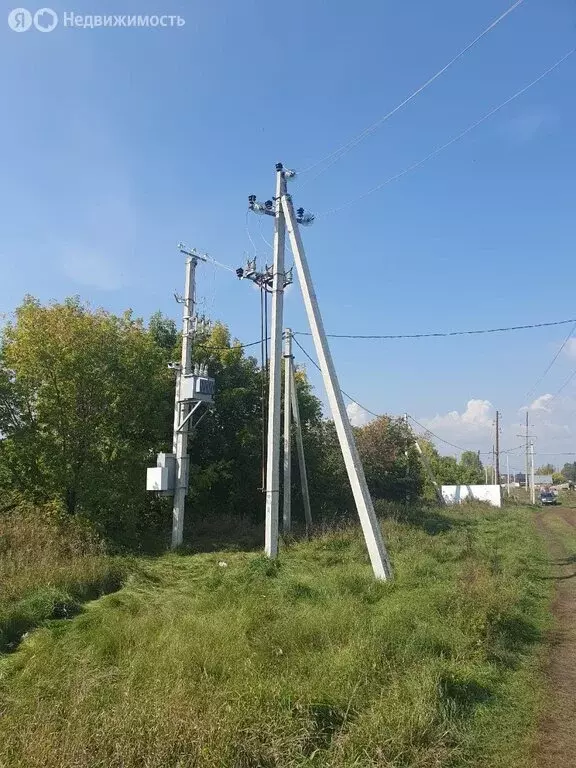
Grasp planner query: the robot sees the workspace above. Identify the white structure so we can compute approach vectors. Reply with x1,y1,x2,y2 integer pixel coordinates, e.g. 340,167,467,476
146,246,215,549
249,163,393,581
442,485,502,508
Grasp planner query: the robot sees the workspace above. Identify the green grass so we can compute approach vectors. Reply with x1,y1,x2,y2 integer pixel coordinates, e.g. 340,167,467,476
0,504,552,767
0,503,127,654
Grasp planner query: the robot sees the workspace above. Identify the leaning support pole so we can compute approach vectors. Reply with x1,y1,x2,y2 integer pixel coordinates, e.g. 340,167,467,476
281,193,392,581
264,164,287,558
283,328,292,534
290,356,313,530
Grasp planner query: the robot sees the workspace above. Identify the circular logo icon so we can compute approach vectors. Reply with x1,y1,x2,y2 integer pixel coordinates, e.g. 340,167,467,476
8,7,32,31
33,7,58,32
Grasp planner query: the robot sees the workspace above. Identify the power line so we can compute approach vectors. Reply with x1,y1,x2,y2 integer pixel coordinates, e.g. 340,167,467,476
551,366,576,400
298,0,526,184
318,47,576,217
197,338,266,352
245,210,259,256
525,321,576,398
407,415,473,453
292,338,566,460
293,335,483,453
291,334,380,416
294,317,576,341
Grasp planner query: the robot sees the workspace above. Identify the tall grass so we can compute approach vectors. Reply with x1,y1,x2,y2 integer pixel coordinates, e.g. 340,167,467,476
0,504,551,767
0,502,126,653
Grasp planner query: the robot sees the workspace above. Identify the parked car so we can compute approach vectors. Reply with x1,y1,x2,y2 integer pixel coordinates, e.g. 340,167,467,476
539,489,558,506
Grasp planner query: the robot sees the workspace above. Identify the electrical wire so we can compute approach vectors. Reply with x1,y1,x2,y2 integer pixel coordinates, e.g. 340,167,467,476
293,317,576,341
317,47,576,217
407,415,473,453
258,217,273,253
197,339,266,352
292,335,526,458
245,210,258,256
550,366,576,400
525,321,576,399
203,255,236,273
291,334,381,418
298,0,526,185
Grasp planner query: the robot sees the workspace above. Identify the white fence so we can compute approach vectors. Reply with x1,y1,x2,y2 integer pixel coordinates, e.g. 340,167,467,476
441,485,502,508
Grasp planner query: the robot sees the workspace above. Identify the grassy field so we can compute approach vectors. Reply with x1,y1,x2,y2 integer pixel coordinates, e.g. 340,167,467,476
0,502,126,654
0,504,552,768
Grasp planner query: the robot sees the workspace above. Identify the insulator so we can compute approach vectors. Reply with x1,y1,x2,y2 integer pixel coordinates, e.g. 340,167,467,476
298,212,315,227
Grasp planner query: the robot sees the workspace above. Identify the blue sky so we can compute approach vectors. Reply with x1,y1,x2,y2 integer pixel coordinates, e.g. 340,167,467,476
1,0,575,471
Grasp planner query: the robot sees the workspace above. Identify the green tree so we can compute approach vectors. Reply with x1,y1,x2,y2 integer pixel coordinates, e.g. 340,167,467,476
552,472,566,485
0,297,173,543
148,311,178,353
536,463,555,475
459,451,484,484
354,416,424,503
561,462,576,482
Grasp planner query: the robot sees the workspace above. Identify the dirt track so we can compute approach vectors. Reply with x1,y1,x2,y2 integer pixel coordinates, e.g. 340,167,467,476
534,507,576,767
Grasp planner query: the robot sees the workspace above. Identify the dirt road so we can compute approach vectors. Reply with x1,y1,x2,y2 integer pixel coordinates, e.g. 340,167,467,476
535,507,576,767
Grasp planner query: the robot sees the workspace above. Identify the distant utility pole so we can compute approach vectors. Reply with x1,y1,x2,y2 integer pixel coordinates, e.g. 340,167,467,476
506,454,510,496
495,411,500,485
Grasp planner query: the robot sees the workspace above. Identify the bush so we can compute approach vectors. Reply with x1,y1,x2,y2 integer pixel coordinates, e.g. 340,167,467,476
0,501,127,653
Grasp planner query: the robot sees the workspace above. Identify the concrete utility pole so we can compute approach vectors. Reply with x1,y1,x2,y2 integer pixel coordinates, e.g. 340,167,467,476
530,440,536,505
281,189,392,581
290,353,313,530
495,411,500,486
506,454,510,496
283,328,313,533
146,246,215,545
264,164,287,558
172,249,204,548
283,328,292,534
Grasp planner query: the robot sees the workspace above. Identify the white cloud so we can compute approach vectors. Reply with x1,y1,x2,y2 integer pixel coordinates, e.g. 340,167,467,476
347,402,374,427
527,394,554,412
417,390,576,470
423,399,494,432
